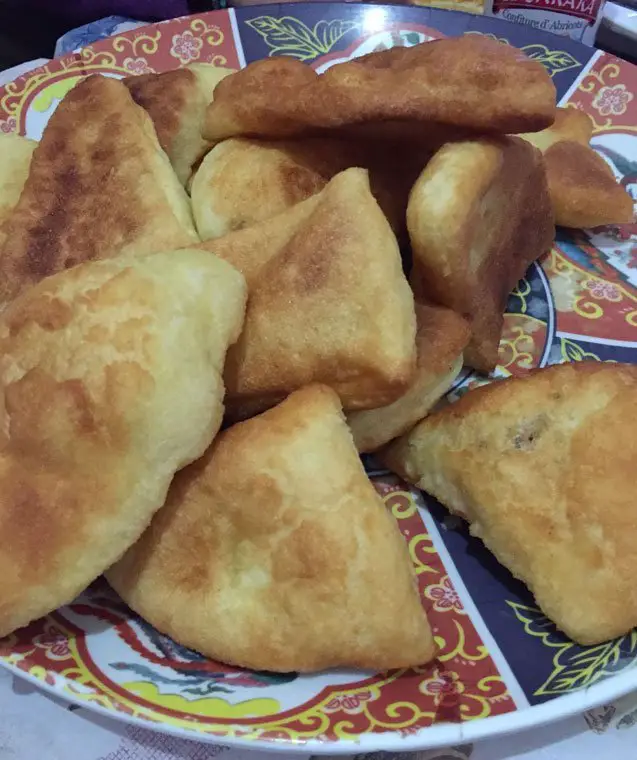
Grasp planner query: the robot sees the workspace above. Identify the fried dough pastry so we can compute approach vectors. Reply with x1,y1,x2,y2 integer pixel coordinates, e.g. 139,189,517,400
543,141,634,228
347,304,470,452
407,136,554,373
519,108,633,227
382,361,637,646
190,136,350,240
125,63,235,185
0,133,35,251
203,37,556,142
191,135,428,242
108,384,435,672
519,106,592,152
0,248,246,637
201,168,417,416
0,75,198,306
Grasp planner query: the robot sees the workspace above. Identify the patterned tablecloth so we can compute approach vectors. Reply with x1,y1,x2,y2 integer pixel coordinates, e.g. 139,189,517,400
0,15,636,760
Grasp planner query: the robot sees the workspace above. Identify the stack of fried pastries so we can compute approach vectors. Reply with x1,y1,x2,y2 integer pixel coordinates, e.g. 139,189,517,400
200,168,417,419
0,33,635,672
0,249,246,638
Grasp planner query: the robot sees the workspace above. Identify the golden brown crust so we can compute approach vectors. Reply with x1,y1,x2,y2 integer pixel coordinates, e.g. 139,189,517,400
519,107,593,152
190,137,350,239
0,248,247,637
0,75,198,306
544,141,634,228
203,37,556,141
199,168,417,413
125,64,235,185
347,304,470,452
0,134,35,251
382,361,637,645
191,135,429,244
518,107,633,228
108,384,435,672
407,136,554,373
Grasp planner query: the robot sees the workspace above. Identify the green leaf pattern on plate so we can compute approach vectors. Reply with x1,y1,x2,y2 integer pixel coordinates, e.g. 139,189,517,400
522,44,581,78
245,16,360,61
508,602,637,696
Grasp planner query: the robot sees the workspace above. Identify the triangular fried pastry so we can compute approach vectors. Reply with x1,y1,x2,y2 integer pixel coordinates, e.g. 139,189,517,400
203,37,555,142
543,141,634,228
519,106,592,152
0,75,198,305
200,168,417,415
519,108,633,227
125,64,235,185
190,136,350,240
382,361,637,646
191,134,428,243
347,304,470,452
0,133,35,251
407,136,554,374
0,248,246,637
107,384,435,672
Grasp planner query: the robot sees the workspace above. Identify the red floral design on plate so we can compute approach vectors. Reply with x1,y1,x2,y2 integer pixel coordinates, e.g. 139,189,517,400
324,690,374,714
568,52,637,130
122,56,153,75
585,278,623,301
33,628,73,661
420,670,464,704
170,30,203,64
0,117,16,134
425,575,464,613
592,84,633,117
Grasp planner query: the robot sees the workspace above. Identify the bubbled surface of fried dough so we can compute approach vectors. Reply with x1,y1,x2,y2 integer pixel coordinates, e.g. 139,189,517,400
107,384,435,672
200,167,417,415
0,248,247,637
203,37,556,142
407,136,554,373
347,304,470,452
0,75,198,306
0,134,35,251
544,141,634,228
382,361,637,646
125,64,235,185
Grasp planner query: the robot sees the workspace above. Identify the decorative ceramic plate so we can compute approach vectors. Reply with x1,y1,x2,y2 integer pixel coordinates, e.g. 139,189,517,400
1,3,636,753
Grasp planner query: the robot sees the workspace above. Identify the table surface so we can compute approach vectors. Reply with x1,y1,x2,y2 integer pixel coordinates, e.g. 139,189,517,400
1,13,637,760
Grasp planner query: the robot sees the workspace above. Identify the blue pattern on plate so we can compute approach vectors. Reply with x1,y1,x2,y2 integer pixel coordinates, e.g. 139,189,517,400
54,16,145,57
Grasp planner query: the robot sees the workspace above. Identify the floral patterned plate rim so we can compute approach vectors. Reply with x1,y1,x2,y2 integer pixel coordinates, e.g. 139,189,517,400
1,3,636,752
